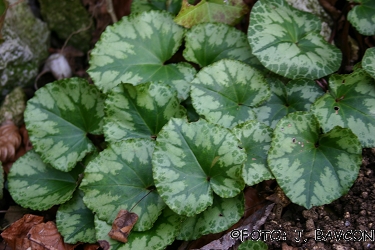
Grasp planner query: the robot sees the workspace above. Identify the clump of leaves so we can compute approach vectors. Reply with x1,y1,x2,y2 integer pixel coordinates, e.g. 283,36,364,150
7,0,375,249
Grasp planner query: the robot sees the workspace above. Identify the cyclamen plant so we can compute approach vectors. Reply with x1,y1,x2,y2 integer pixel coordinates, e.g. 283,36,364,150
7,0,375,249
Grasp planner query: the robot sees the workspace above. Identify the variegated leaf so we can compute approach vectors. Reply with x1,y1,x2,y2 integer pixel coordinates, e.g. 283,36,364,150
311,69,375,147
190,59,270,128
255,78,324,128
131,0,183,15
152,118,246,217
232,121,274,186
238,240,268,250
95,208,181,250
24,77,104,172
8,150,81,210
247,0,342,79
80,139,165,231
88,10,188,94
174,0,249,28
268,112,362,209
183,23,262,68
104,82,186,142
347,0,375,36
362,47,375,79
177,193,244,241
56,190,96,244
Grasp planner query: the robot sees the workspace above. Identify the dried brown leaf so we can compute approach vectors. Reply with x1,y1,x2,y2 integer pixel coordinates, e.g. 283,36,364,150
108,210,138,243
1,214,44,250
28,221,76,250
0,121,22,162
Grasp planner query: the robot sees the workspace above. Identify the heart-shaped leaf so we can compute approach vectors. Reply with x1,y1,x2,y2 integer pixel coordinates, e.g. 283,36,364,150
88,10,189,94
311,69,375,147
56,190,96,244
347,0,375,36
183,23,262,68
255,78,324,128
131,0,183,15
24,77,104,172
232,121,274,186
80,139,165,231
95,208,181,250
8,150,81,210
174,0,249,28
268,112,362,209
190,59,270,128
362,47,375,79
152,118,246,217
104,82,186,142
247,0,342,79
177,193,244,240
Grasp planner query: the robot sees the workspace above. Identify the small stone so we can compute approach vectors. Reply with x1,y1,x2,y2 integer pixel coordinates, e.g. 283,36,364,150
362,192,368,199
305,218,315,231
345,221,350,227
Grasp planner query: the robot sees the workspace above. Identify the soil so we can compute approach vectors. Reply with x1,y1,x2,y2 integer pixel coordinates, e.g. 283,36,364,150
263,148,375,250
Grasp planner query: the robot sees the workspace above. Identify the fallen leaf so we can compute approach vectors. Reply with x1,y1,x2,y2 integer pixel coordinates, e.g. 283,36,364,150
0,121,22,163
1,214,44,250
28,221,76,250
108,210,138,243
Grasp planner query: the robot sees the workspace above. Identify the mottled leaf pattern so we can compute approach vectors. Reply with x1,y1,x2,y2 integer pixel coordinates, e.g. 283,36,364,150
183,23,262,68
347,0,375,36
191,59,270,128
56,190,96,244
362,47,375,79
24,77,104,172
255,78,324,128
152,118,246,216
80,139,165,231
177,194,244,240
131,0,183,15
174,0,249,28
88,10,186,93
238,240,268,250
95,208,181,250
268,112,362,209
104,82,186,142
8,150,80,210
311,69,375,147
232,121,274,186
248,0,342,79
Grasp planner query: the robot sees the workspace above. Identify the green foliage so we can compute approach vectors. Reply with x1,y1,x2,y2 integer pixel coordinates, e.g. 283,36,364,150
311,69,375,147
238,240,268,250
80,139,165,231
183,23,261,68
7,1,374,248
88,11,191,94
152,118,246,216
268,112,361,208
347,0,375,36
104,82,186,142
190,59,270,128
24,78,104,172
362,47,375,78
174,0,249,28
247,0,342,79
56,190,96,244
255,78,324,128
8,150,81,210
95,208,181,250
